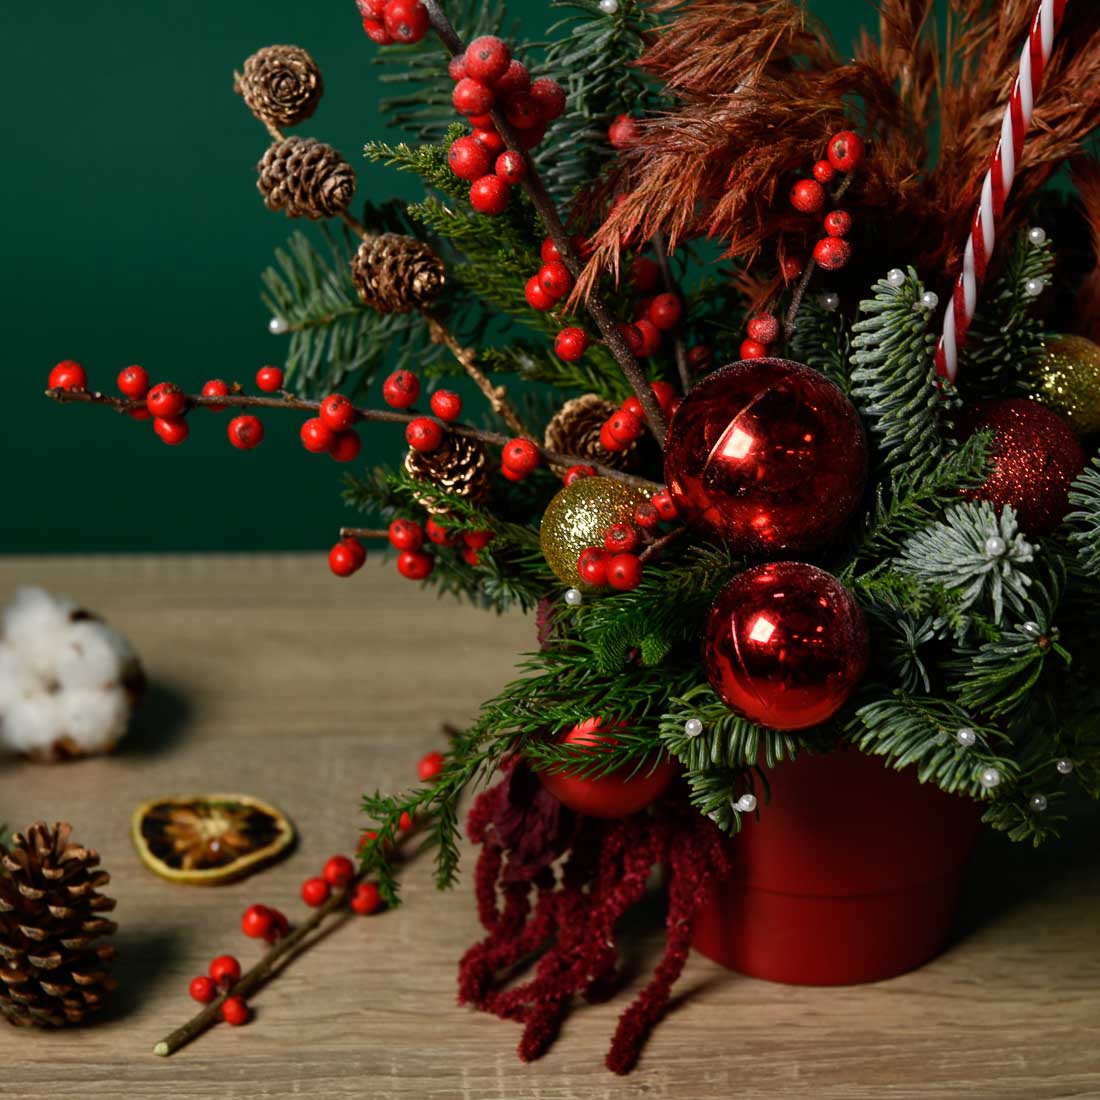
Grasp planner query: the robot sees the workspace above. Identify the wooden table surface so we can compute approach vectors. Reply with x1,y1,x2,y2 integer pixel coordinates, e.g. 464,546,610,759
1,555,1098,1100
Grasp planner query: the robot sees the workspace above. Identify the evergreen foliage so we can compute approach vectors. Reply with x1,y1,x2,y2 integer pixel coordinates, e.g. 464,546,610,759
1066,454,1100,578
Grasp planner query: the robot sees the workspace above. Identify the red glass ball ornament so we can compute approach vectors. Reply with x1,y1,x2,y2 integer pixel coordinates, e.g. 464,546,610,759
958,398,1086,535
663,358,867,556
536,718,677,819
704,562,868,730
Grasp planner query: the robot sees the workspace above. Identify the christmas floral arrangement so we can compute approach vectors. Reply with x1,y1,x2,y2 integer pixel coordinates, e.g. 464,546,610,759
45,0,1100,1074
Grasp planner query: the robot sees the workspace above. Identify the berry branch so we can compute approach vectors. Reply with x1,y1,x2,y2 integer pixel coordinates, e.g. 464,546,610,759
652,230,690,394
420,0,669,448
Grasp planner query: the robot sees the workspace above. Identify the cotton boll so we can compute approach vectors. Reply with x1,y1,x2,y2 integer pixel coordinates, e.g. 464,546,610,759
3,587,77,647
57,689,131,753
55,620,131,691
2,693,67,759
0,643,36,712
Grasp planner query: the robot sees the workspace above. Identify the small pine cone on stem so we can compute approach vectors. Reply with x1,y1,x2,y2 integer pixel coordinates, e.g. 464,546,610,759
258,137,355,220
351,234,446,314
404,436,492,513
544,394,641,473
234,45,324,129
0,823,118,1029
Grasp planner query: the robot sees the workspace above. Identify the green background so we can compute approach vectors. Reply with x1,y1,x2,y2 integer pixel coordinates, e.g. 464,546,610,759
4,0,865,554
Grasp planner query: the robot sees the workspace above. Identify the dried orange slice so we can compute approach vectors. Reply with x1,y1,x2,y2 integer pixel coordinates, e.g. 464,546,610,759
131,794,295,885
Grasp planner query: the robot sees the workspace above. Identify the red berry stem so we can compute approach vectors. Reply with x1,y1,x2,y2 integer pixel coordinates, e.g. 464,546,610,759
418,0,668,448
650,230,690,393
637,524,687,564
338,527,391,540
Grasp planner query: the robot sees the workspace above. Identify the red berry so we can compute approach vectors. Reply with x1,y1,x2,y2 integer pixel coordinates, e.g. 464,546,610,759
328,429,362,463
463,529,494,550
599,420,628,453
604,522,639,553
747,314,780,344
426,516,453,545
607,553,643,591
622,395,644,420
469,175,509,215
430,389,462,421
494,59,530,96
362,16,394,45
228,415,264,450
539,261,573,299
350,882,383,915
209,955,241,987
397,549,434,579
564,463,596,486
554,327,588,361
540,237,561,263
813,159,836,184
467,113,494,129
398,810,413,831
781,255,804,281
504,92,541,130
448,135,491,181
453,77,494,116
824,209,852,237
607,409,642,444
329,539,365,577
241,904,274,939
129,407,152,422
300,417,334,454
221,996,249,1027
418,750,444,781
609,113,639,149
448,52,467,81
525,275,555,311
357,0,388,18
740,338,768,359
256,365,284,392
154,416,189,446
619,322,645,355
147,382,186,419
634,318,662,357
301,876,331,907
202,378,230,411
790,178,826,214
578,547,609,586
530,77,566,121
47,360,87,391
320,393,355,432
650,381,678,414
406,416,444,453
462,546,481,566
495,149,526,185
384,0,429,44
647,293,682,331
189,976,216,1004
687,345,712,369
117,365,149,398
502,437,539,475
632,257,660,294
388,518,424,551
513,120,547,149
651,490,677,521
465,35,510,83
383,369,420,409
827,130,865,172
472,127,504,156
323,855,356,887
634,500,660,529
268,909,290,940
813,236,852,271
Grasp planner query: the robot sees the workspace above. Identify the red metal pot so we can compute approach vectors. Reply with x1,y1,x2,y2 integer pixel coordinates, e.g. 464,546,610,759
692,747,984,985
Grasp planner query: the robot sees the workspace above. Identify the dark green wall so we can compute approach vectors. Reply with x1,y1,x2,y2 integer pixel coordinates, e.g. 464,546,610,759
4,1,865,553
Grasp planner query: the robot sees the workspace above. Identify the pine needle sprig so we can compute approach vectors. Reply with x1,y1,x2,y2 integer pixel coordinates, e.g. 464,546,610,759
479,342,634,401
1066,454,1100,579
681,764,758,835
789,292,853,393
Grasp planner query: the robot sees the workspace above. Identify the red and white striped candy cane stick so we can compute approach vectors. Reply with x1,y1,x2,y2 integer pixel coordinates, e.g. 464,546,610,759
935,0,1068,383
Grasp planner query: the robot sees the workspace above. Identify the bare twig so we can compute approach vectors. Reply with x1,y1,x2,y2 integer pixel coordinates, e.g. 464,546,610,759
639,525,688,564
652,231,690,394
339,527,390,540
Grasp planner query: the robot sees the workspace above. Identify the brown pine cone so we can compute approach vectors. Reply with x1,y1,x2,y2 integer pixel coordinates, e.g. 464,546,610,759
351,234,446,314
404,435,492,513
257,137,355,220
544,393,641,472
0,823,118,1028
234,45,323,128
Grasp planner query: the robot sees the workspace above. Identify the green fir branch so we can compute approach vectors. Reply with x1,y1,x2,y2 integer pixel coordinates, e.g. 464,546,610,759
681,765,757,835
789,293,852,392
1066,453,1100,579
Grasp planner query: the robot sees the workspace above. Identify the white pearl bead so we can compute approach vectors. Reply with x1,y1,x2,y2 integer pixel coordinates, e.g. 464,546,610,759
1025,277,1045,297
887,268,906,287
920,290,939,310
956,727,977,748
736,793,757,813
1029,794,1048,812
598,0,619,12
979,766,1001,789
984,535,1007,558
1056,757,1074,775
564,588,583,606
683,717,704,738
1028,226,1047,246
821,291,840,312
268,316,289,335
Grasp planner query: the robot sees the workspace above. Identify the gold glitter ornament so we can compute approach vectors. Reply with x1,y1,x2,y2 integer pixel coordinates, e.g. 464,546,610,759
1029,335,1100,437
540,477,649,586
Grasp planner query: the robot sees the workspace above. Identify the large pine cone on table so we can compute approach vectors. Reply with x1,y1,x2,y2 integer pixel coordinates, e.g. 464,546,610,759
351,234,446,314
235,45,323,128
0,823,118,1028
257,137,356,220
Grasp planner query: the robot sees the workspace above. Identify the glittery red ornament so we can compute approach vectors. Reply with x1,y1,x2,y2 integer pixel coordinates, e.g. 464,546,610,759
663,359,867,557
536,717,677,819
959,398,1086,536
704,563,867,730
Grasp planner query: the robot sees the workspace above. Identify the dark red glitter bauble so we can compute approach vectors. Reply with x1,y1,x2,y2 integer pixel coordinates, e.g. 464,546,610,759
663,359,867,557
704,562,868,731
959,398,1086,536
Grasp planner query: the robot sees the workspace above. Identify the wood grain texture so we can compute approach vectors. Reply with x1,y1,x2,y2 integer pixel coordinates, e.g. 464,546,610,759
1,555,1098,1100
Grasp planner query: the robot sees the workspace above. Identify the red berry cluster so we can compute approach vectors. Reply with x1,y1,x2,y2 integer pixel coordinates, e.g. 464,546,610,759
298,852,378,915
186,954,250,1026
573,486,678,593
740,312,780,360
357,0,430,45
788,130,864,275
525,240,575,312
298,390,363,464
599,380,679,454
434,37,565,217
